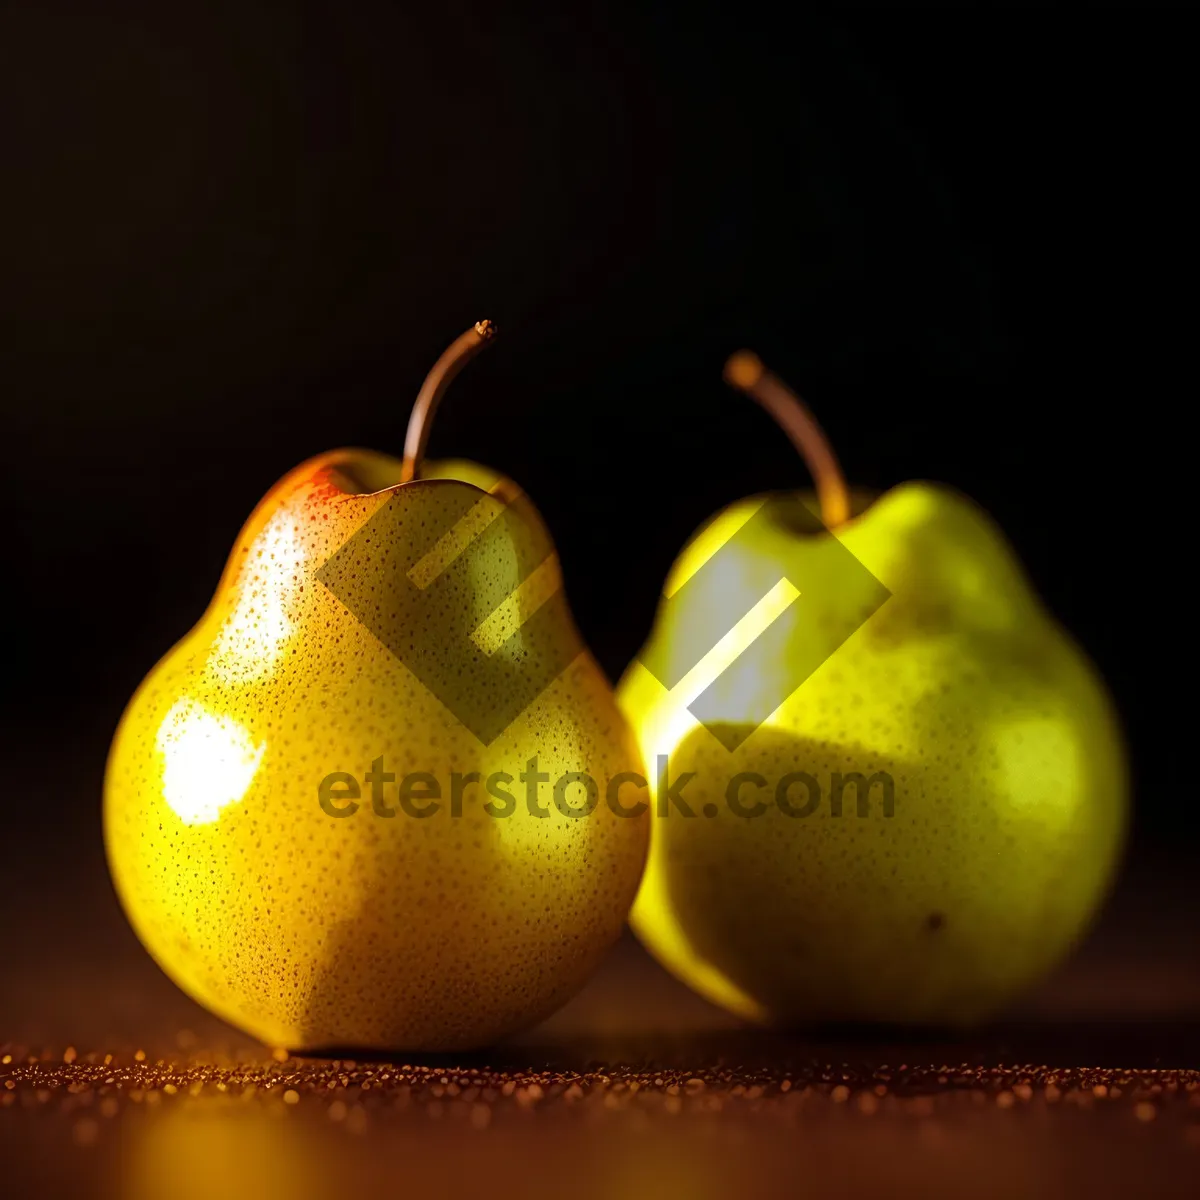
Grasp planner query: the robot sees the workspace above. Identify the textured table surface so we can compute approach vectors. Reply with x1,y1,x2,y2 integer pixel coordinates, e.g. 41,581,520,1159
3,809,1198,1199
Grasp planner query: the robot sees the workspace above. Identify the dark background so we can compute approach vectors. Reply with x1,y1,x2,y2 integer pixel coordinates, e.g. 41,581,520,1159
0,1,1189,874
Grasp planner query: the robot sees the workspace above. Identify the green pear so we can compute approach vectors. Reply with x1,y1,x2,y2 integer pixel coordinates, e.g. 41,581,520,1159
104,325,648,1051
618,354,1127,1026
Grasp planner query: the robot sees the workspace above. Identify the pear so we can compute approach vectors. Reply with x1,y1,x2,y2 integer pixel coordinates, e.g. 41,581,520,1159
618,353,1127,1026
104,323,648,1051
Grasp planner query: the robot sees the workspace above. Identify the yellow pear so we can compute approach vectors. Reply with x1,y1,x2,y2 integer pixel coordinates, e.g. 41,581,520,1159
619,353,1127,1026
104,323,648,1051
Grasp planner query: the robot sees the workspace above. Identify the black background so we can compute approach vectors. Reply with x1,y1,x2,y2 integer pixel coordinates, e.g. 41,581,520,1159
0,2,1188,867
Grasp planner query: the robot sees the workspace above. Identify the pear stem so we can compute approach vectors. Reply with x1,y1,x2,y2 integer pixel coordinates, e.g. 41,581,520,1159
723,350,851,529
400,320,498,483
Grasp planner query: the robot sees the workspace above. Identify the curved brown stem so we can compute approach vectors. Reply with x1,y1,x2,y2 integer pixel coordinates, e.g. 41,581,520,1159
400,320,497,483
723,350,851,529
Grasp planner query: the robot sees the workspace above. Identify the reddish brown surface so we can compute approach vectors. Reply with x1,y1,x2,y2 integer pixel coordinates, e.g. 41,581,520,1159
3,1041,1199,1200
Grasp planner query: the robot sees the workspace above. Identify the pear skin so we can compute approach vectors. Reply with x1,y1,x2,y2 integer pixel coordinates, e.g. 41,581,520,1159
104,449,648,1051
620,482,1128,1026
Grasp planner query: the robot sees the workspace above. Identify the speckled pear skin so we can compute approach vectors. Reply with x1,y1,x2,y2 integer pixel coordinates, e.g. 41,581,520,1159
620,482,1128,1027
104,449,648,1051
